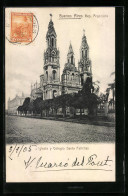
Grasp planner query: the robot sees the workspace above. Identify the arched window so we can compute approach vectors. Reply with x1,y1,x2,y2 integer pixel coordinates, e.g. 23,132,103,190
81,74,84,86
52,51,55,62
53,70,56,80
48,38,50,46
85,50,87,58
53,90,57,98
82,50,84,58
71,55,73,64
46,90,47,99
72,73,74,80
52,38,54,47
47,38,48,46
46,71,48,80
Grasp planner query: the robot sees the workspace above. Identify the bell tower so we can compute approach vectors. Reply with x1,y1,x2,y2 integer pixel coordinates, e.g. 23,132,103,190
43,14,61,100
67,43,75,65
61,43,81,94
44,14,60,83
78,29,92,86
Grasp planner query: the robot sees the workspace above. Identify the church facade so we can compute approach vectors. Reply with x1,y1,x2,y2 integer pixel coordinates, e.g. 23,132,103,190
8,93,26,114
31,16,92,100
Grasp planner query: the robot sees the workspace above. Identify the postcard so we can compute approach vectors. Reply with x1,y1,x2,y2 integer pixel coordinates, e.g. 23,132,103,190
5,7,115,182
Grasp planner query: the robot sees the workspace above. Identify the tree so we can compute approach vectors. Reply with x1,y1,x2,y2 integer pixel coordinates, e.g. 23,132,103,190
81,77,98,116
52,96,62,117
33,97,43,116
93,80,100,95
105,88,111,102
22,97,30,115
57,94,73,117
87,93,99,116
28,100,35,114
43,99,52,117
98,93,106,109
82,77,94,96
17,105,23,114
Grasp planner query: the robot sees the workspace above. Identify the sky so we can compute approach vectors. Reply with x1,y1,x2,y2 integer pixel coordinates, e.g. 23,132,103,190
5,7,115,108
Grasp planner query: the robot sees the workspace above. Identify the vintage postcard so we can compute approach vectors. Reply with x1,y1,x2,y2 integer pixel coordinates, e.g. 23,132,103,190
5,7,115,182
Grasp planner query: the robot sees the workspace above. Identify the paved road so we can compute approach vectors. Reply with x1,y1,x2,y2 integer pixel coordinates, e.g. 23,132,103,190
6,115,115,144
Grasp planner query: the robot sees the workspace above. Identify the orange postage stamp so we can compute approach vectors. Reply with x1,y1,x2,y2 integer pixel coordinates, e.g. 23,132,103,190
10,12,33,43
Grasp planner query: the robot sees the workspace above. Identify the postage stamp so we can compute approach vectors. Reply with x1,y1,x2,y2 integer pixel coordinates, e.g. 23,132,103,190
10,12,33,43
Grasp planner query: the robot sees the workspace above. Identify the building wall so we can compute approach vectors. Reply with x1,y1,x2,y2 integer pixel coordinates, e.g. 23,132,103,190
8,95,25,114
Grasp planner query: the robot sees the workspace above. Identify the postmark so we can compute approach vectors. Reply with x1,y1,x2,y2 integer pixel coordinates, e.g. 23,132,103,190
6,12,39,45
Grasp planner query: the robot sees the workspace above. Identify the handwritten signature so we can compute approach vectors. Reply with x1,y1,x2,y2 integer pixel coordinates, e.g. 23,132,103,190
24,154,113,172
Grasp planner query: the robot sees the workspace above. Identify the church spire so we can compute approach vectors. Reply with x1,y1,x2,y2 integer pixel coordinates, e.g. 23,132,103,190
78,29,92,85
68,42,74,54
83,29,85,36
46,14,56,37
67,43,75,65
81,29,88,49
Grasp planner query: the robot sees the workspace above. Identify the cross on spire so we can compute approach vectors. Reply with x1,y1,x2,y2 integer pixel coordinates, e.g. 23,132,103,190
83,29,85,35
50,14,53,20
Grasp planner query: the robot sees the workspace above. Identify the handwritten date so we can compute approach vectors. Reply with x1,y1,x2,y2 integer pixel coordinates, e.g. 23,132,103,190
8,144,37,160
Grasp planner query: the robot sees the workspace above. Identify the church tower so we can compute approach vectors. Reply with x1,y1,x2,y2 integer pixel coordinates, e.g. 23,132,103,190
44,14,60,82
62,43,81,94
67,43,75,65
78,30,92,86
43,14,61,100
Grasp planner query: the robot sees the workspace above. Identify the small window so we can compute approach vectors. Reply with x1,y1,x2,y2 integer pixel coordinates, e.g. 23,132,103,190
71,55,73,64
53,70,56,80
82,50,84,58
72,73,74,80
46,91,47,99
53,90,57,98
81,75,84,86
85,50,87,58
46,71,48,80
48,38,50,46
52,38,54,47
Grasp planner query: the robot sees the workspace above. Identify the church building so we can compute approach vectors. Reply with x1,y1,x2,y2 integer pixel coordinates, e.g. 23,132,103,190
31,15,92,100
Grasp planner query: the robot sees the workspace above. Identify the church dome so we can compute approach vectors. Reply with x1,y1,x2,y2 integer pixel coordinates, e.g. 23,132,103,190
64,63,77,72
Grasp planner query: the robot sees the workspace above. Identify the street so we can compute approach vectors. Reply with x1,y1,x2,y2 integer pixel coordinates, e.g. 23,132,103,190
6,115,115,144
